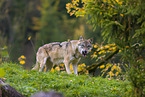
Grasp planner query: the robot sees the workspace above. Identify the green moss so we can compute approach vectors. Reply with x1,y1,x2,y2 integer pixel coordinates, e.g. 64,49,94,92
1,62,132,97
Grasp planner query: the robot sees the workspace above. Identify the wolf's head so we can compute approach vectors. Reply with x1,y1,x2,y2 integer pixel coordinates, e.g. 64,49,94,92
77,36,93,57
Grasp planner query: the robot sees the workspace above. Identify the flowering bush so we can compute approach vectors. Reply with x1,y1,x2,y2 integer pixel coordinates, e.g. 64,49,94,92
51,63,89,75
91,43,127,80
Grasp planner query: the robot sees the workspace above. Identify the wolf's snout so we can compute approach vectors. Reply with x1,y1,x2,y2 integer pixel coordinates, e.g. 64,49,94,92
82,50,87,57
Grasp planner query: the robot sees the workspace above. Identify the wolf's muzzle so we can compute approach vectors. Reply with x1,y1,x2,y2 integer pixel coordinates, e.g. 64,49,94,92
82,50,87,57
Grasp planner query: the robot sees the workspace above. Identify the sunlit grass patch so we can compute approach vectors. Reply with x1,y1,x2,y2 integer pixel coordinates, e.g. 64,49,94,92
1,62,132,97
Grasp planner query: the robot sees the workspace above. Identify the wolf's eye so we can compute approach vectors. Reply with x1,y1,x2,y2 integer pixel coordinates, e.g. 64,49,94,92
78,43,85,48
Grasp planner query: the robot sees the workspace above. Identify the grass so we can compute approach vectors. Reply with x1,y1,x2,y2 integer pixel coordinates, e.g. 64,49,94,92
0,62,132,97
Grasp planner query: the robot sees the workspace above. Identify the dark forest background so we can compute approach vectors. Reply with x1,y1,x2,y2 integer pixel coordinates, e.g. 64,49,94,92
0,0,102,69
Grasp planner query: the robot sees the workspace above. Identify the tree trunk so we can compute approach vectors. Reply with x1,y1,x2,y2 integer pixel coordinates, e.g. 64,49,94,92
0,79,24,97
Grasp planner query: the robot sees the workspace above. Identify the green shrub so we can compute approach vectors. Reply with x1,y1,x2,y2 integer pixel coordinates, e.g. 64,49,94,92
0,62,132,97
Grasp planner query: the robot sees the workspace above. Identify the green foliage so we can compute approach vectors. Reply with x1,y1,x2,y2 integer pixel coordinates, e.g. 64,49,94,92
67,0,145,46
0,46,9,62
121,44,145,96
67,0,145,96
1,62,132,97
0,68,6,77
0,46,9,58
91,43,127,80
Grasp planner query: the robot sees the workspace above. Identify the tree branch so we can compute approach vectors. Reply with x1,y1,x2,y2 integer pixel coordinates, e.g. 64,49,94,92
79,48,119,75
0,79,24,97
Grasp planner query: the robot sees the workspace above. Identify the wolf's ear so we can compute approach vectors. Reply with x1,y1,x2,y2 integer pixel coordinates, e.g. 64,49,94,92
88,38,93,43
79,36,83,41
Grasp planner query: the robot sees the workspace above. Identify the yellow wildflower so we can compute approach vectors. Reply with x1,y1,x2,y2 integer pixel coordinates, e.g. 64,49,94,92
117,68,121,72
28,36,31,40
107,50,111,53
81,63,86,67
108,71,114,76
125,64,128,67
94,45,98,48
60,64,64,67
67,9,71,13
104,45,109,48
20,60,25,65
109,43,115,46
103,0,107,3
70,64,73,70
111,4,114,7
100,65,105,69
116,0,123,5
92,54,97,58
120,14,123,17
112,43,116,46
77,68,82,72
111,47,116,50
21,55,26,59
125,46,129,48
55,67,60,71
113,65,117,69
106,63,111,66
102,50,106,53
98,51,102,54
51,68,54,72
109,47,113,50
115,72,119,76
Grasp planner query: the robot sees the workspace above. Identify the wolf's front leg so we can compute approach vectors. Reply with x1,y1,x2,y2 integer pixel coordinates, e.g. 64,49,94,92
72,58,80,75
72,64,78,75
64,61,71,74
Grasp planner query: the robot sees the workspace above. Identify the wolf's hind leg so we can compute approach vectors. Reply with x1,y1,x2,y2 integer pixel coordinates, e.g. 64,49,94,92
32,61,40,70
39,57,48,72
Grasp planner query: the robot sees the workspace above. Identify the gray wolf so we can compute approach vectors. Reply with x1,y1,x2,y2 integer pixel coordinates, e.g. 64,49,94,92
32,36,93,75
